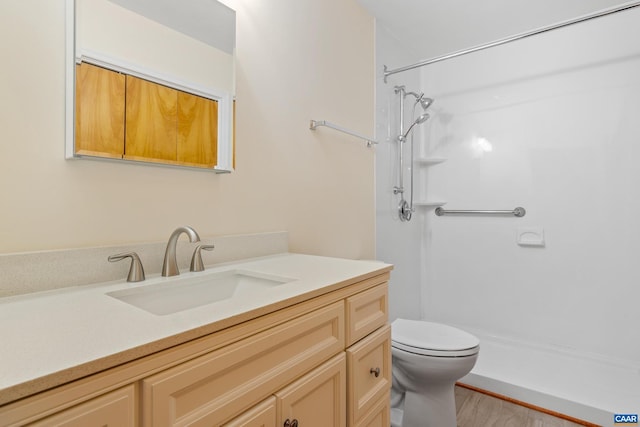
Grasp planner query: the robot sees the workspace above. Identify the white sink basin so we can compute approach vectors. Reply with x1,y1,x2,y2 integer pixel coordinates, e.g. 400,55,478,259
106,269,295,315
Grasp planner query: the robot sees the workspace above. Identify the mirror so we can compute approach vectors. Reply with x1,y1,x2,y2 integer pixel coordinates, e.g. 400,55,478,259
65,0,236,172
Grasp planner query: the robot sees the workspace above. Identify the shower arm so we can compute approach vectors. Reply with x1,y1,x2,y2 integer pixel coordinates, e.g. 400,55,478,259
399,115,429,142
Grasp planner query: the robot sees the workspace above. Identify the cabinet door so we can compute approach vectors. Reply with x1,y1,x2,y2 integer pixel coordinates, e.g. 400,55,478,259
27,385,135,427
75,63,125,158
142,302,344,427
346,325,391,426
177,91,218,168
276,353,346,427
125,75,178,162
222,397,276,427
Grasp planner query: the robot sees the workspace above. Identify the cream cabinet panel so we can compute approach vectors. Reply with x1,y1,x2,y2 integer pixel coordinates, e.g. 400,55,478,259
346,325,391,426
222,397,276,427
27,385,135,427
142,301,344,427
276,353,346,427
346,284,388,346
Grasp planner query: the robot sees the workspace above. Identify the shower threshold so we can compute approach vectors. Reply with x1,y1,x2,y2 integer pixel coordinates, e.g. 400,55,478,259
459,331,639,426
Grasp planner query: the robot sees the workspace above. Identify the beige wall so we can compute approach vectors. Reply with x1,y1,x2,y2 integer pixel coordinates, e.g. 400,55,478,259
0,0,375,259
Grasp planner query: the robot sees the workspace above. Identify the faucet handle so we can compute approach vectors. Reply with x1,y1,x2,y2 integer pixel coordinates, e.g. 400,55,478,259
190,244,215,272
108,252,146,282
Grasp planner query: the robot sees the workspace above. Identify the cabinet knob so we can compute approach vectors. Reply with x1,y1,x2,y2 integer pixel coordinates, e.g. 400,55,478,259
284,419,299,427
370,367,381,377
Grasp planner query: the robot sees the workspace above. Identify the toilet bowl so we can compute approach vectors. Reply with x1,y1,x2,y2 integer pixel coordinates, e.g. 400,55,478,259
390,319,480,427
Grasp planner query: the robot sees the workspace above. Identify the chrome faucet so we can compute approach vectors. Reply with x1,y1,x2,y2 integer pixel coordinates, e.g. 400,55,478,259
108,252,145,282
162,226,201,277
190,244,215,272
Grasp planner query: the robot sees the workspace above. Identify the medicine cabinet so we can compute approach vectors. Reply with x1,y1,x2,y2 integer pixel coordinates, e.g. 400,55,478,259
65,0,236,172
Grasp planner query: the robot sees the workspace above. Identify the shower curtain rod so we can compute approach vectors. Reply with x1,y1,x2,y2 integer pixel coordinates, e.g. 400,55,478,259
383,0,640,81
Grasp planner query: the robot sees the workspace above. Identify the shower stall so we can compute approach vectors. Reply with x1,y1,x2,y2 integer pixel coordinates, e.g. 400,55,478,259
374,3,640,425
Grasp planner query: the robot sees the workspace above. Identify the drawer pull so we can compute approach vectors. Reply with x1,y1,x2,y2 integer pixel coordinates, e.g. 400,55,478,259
284,419,299,427
370,367,380,377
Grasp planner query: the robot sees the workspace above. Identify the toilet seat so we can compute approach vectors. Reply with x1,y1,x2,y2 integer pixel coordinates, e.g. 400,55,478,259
391,319,480,357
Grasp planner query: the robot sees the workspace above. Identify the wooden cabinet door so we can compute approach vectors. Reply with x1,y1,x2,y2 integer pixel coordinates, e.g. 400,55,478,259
125,75,178,162
76,63,219,168
276,353,346,427
75,63,125,158
28,385,136,427
177,92,218,168
346,325,391,426
222,397,276,427
141,302,344,427
353,394,390,427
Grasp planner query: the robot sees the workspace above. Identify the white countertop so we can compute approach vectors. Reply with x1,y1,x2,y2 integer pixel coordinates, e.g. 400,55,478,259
0,253,391,405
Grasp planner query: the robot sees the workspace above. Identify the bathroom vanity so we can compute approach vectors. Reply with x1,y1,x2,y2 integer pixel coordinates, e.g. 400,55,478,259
0,254,392,426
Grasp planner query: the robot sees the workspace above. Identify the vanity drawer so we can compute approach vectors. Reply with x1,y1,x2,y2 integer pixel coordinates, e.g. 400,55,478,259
353,393,390,427
222,397,276,427
27,385,136,427
346,283,388,346
346,325,391,426
141,301,344,427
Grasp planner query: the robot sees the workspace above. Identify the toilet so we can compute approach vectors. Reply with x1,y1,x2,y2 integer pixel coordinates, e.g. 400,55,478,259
390,319,480,427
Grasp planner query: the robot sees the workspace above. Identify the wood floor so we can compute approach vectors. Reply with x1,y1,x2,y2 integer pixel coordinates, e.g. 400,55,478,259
455,386,588,427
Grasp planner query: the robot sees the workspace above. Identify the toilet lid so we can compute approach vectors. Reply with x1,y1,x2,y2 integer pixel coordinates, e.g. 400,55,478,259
391,319,480,357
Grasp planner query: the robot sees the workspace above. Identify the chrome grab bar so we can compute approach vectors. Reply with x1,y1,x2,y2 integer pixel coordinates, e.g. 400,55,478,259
435,207,526,217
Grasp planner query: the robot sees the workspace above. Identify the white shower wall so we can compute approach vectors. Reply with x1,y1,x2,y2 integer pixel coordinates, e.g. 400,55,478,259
375,5,640,421
375,25,424,322
419,5,640,369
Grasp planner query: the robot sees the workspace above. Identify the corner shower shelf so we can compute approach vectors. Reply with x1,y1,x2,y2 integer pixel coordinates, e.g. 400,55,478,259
415,157,447,166
413,201,447,208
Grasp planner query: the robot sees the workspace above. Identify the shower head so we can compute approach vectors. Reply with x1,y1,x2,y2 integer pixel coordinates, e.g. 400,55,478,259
414,113,430,125
405,91,435,111
418,97,434,110
399,113,429,141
